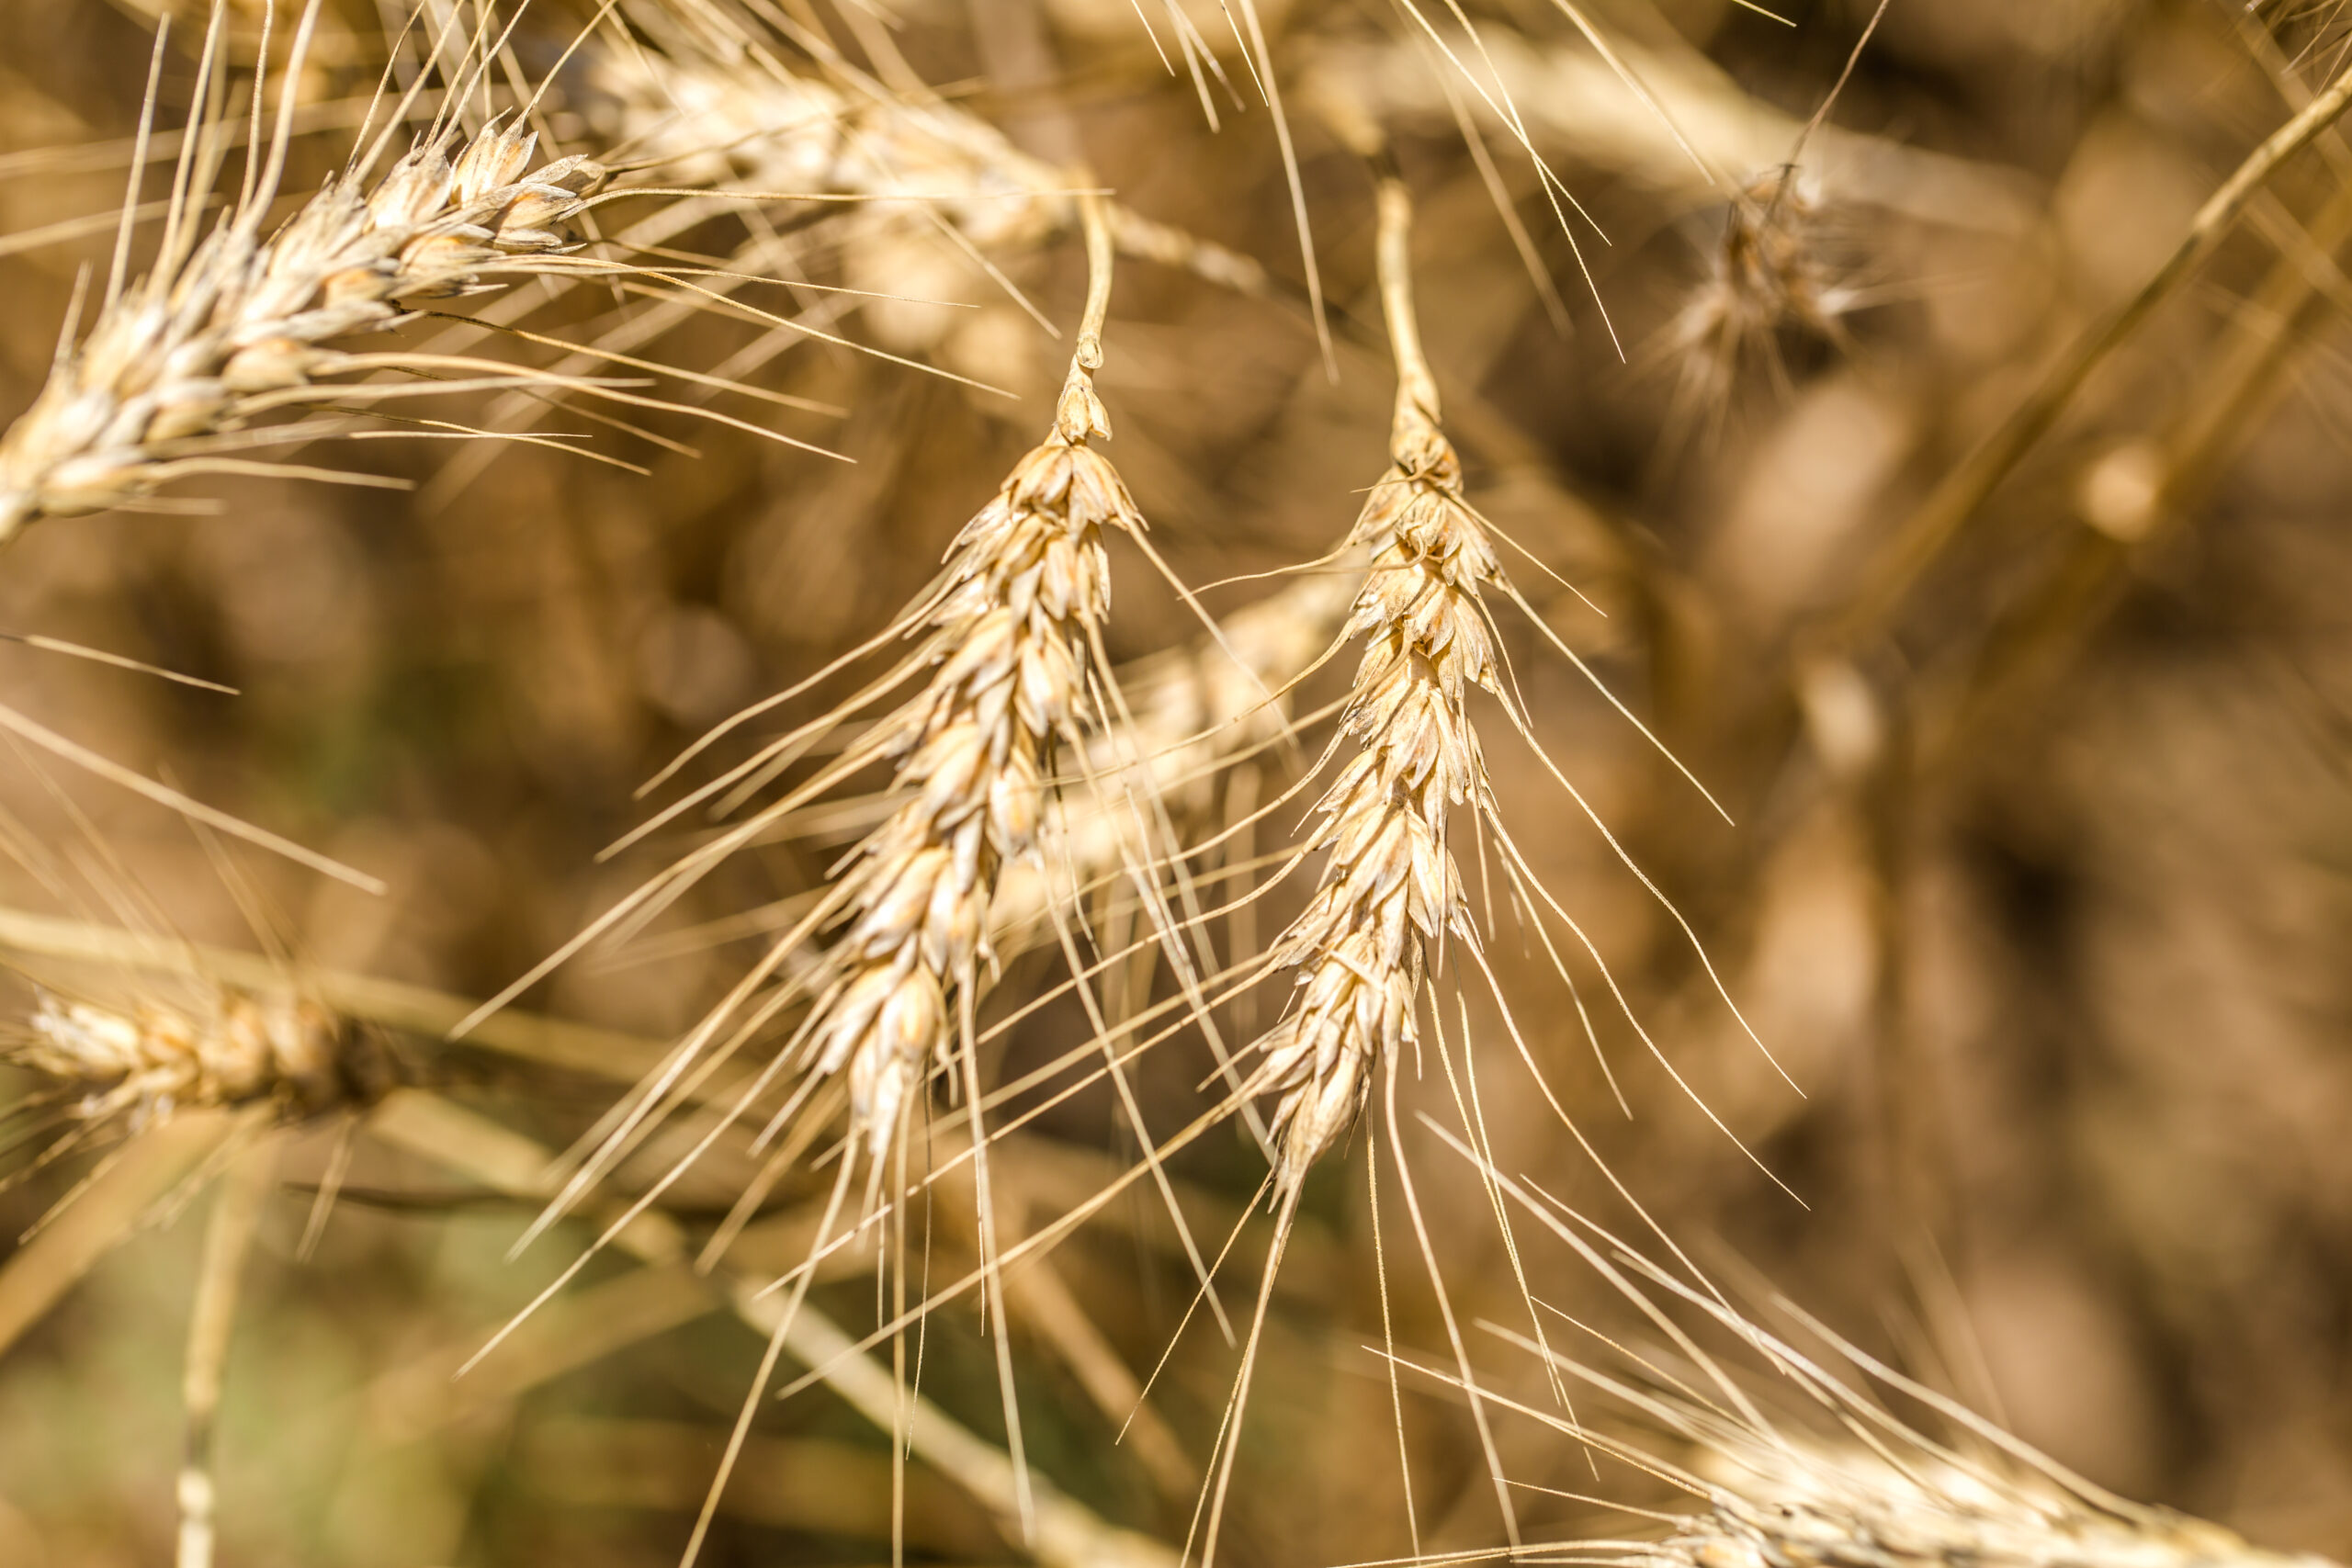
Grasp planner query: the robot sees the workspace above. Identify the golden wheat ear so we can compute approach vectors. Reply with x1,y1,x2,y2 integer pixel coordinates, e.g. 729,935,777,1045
1412,1128,2345,1568
1175,153,1525,1568
0,2,837,540
440,181,1238,1563
1653,5,1890,446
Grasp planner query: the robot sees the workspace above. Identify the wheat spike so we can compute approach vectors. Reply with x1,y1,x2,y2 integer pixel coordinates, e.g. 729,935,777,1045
1659,1434,2337,1568
12,984,391,1130
815,324,1136,1168
458,179,1160,1408
1247,172,1504,1195
695,185,1148,1202
1668,168,1857,407
585,25,1269,321
0,16,614,539
1423,1135,2346,1568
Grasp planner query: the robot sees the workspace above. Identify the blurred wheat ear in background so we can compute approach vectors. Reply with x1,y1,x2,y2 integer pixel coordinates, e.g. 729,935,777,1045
2,2,2352,1567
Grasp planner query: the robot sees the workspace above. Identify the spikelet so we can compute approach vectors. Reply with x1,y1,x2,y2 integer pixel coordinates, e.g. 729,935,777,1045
1248,175,1504,1193
0,104,608,538
11,984,390,1130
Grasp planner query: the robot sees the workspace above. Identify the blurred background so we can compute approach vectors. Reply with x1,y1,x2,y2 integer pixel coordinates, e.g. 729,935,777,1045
2,0,2350,1563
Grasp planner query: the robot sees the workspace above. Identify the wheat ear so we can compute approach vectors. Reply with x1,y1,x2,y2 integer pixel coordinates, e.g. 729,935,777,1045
0,13,612,539
1182,163,1524,1568
798,197,1136,1178
1655,1436,2339,1568
1414,1131,2345,1568
12,984,390,1131
461,183,1151,1564
1247,170,1502,1195
585,20,1269,304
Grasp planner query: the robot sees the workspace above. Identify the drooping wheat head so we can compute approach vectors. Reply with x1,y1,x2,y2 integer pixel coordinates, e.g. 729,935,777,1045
1247,172,1504,1196
804,309,1136,1177
1439,1146,2344,1568
444,194,1173,1562
578,15,1269,352
0,11,629,539
1657,1432,2336,1568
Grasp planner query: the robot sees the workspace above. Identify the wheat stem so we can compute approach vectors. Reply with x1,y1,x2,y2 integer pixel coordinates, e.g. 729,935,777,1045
175,1143,275,1568
1829,51,2352,653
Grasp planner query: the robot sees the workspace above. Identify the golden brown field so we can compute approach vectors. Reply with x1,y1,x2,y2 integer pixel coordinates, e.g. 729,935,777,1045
1,2,2349,1566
